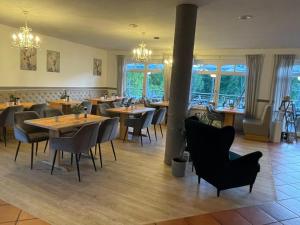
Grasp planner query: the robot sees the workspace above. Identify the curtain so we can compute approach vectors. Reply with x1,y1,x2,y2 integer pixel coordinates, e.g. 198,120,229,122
270,54,295,112
245,55,264,118
116,55,125,96
163,63,172,100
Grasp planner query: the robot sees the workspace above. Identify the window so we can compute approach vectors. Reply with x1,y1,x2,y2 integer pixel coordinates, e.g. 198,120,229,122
124,62,164,100
191,61,247,108
290,64,300,110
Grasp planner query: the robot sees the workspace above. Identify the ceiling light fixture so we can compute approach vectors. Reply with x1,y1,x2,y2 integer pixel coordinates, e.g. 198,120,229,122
164,56,173,65
129,23,138,28
12,10,40,49
132,32,152,62
153,36,160,40
238,15,253,20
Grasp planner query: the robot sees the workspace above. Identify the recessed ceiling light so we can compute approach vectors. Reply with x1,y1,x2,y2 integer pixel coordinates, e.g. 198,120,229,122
153,36,160,40
238,15,253,20
129,24,138,28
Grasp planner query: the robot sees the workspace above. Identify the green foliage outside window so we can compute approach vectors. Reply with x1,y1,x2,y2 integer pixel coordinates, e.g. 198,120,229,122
125,71,144,99
290,77,300,109
190,74,214,104
146,72,164,99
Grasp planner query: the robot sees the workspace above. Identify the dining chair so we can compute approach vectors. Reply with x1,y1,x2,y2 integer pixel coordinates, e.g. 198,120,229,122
113,101,122,108
28,104,47,117
95,117,119,167
80,100,92,114
14,111,49,169
0,105,24,147
123,110,155,146
50,123,100,182
98,103,115,117
43,108,64,117
206,104,225,127
151,108,167,141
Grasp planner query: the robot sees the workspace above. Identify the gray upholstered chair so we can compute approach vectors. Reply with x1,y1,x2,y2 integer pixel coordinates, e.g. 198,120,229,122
206,104,225,127
144,99,151,107
243,104,272,142
0,105,24,146
80,100,92,114
123,110,155,146
50,123,100,182
98,103,114,117
95,117,119,167
28,104,47,117
43,108,63,117
151,108,167,141
113,101,122,108
14,111,49,169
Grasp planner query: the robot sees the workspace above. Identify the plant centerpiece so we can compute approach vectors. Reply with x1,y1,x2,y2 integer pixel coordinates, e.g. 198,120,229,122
9,94,19,105
60,90,69,101
228,100,235,109
72,104,84,119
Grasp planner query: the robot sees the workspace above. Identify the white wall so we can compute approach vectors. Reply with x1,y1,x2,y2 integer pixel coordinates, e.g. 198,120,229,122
0,24,109,87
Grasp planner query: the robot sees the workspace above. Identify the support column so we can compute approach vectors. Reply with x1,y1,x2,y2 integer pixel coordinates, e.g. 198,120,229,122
164,4,198,165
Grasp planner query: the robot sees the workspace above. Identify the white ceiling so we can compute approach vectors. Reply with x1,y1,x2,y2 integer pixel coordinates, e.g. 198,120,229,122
0,0,300,51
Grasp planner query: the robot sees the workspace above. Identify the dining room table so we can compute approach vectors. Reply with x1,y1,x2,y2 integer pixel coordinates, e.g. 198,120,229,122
24,113,109,170
89,96,123,105
0,102,34,111
48,99,82,114
106,105,156,139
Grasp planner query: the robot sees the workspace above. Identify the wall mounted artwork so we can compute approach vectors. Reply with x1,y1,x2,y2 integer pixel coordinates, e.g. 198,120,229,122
20,48,37,71
93,58,102,76
47,50,60,73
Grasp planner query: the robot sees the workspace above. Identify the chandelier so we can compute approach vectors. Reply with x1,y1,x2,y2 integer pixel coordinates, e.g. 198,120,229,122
164,56,173,65
12,11,40,49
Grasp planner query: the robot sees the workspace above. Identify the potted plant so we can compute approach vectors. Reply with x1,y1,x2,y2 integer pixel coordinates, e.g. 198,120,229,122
72,104,84,119
60,90,68,101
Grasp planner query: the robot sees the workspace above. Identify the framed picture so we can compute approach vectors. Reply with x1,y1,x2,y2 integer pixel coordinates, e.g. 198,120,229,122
47,50,60,73
93,58,102,76
20,48,37,71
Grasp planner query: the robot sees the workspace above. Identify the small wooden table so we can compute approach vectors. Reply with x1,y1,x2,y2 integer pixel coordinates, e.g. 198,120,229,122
215,107,245,126
48,99,82,114
106,106,155,139
0,102,34,111
150,101,169,108
25,114,109,170
89,97,123,105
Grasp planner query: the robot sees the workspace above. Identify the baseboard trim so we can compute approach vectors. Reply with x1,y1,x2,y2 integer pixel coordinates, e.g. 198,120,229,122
244,134,269,142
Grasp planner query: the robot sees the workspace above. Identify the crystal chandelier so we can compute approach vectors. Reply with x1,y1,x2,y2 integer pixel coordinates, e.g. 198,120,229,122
132,41,152,62
164,56,173,65
12,11,40,49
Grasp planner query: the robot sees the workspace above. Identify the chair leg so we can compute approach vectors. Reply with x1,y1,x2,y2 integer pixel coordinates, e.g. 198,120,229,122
70,153,73,165
90,148,97,172
198,176,201,184
217,189,221,197
140,130,143,147
43,139,48,153
30,143,34,170
51,150,58,175
123,127,128,142
249,184,253,193
98,143,103,168
159,124,163,138
61,151,64,159
3,127,6,147
153,125,157,141
110,141,117,161
192,162,194,172
147,128,151,143
35,142,39,156
14,141,21,161
75,154,81,182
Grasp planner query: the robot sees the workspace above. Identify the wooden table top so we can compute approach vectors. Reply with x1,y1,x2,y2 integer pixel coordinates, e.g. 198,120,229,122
191,105,245,114
106,106,155,115
48,99,82,106
0,102,34,111
150,101,169,107
90,97,123,103
25,114,109,131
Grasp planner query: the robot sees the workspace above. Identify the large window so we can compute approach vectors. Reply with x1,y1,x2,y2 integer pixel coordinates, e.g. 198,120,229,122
124,62,164,100
191,61,247,108
291,64,300,110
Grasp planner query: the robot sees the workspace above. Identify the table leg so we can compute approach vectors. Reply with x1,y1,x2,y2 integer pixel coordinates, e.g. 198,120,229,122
119,114,127,139
223,113,235,127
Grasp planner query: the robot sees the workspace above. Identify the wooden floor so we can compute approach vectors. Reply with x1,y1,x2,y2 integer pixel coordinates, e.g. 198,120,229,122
0,127,276,225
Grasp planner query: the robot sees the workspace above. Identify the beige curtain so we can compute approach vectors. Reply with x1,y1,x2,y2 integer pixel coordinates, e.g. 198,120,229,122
270,55,295,112
245,55,264,119
163,63,172,100
116,55,125,96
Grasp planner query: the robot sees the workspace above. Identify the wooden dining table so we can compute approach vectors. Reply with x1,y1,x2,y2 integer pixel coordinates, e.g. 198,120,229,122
106,106,156,139
89,97,123,105
48,99,82,114
0,102,34,111
25,114,109,170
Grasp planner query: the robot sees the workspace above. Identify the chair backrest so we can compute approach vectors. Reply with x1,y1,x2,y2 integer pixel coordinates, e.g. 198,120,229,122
97,117,120,143
185,117,235,167
144,99,151,107
141,110,155,129
29,104,47,117
80,100,92,114
152,108,167,125
0,106,24,127
14,111,41,133
98,103,111,116
43,108,64,117
113,101,122,108
206,104,223,121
